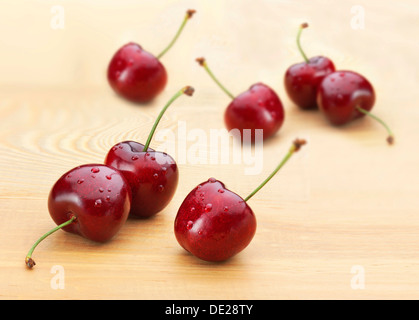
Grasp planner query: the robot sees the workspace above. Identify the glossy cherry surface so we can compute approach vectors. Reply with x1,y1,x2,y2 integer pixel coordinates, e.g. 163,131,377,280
48,164,132,242
196,58,284,143
284,56,335,109
104,86,193,218
107,10,195,103
284,23,335,110
105,141,178,218
224,82,285,143
107,43,167,103
174,139,307,262
316,70,375,125
174,178,257,262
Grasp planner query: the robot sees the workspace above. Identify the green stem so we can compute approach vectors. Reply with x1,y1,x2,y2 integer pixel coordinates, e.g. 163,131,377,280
196,58,235,99
143,86,194,152
244,139,307,202
156,9,196,60
25,216,77,269
356,107,394,145
297,23,309,63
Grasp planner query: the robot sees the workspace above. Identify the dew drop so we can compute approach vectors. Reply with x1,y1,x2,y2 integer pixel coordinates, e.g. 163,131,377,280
153,173,159,179
77,179,84,184
218,189,224,193
106,175,112,180
94,199,102,207
111,146,117,151
198,230,203,235
91,167,100,173
105,196,111,202
190,207,196,213
157,185,164,192
208,177,216,183
186,221,194,230
99,187,104,193
161,167,167,174
223,206,229,212
204,203,213,212
150,156,156,161
131,155,139,161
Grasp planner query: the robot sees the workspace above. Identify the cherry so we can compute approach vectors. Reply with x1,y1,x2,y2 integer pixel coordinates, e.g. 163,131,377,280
196,57,285,143
174,139,307,262
105,86,194,218
107,9,196,103
25,164,132,268
317,70,394,144
284,23,335,110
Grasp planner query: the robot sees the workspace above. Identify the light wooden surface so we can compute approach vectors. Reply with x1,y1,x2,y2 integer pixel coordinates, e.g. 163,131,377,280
1,0,418,300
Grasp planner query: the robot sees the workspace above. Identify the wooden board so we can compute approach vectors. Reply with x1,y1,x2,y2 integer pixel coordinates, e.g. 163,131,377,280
0,0,418,300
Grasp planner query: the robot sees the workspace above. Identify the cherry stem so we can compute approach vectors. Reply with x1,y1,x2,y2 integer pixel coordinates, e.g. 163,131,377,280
356,107,394,145
196,57,235,99
297,23,309,63
25,216,77,269
143,86,194,152
156,9,196,60
244,139,307,202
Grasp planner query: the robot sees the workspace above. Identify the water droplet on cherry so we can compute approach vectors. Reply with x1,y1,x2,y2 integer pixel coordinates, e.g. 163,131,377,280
94,199,102,207
186,221,194,230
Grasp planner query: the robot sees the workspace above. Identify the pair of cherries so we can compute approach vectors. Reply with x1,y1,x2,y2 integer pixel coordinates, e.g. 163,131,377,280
284,23,394,144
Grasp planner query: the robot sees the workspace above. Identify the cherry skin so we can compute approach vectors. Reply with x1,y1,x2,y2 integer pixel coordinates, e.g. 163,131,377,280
25,164,132,268
105,86,193,218
224,83,285,143
196,58,284,143
174,178,257,262
107,10,196,103
174,139,307,262
105,141,178,218
317,70,375,125
284,23,335,110
317,70,394,144
107,43,168,103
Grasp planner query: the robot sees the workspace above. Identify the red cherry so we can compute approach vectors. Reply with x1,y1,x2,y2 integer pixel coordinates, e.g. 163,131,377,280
174,139,307,262
25,164,132,268
284,23,335,110
196,58,285,143
105,86,194,218
107,9,196,103
317,70,394,144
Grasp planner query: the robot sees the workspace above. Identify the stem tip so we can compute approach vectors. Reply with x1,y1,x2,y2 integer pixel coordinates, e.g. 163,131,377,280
186,9,196,19
196,57,206,66
183,86,195,96
387,136,394,145
25,257,36,269
301,22,309,29
293,138,307,151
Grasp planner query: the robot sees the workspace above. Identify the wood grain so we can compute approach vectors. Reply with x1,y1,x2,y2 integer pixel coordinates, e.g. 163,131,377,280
0,0,418,300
